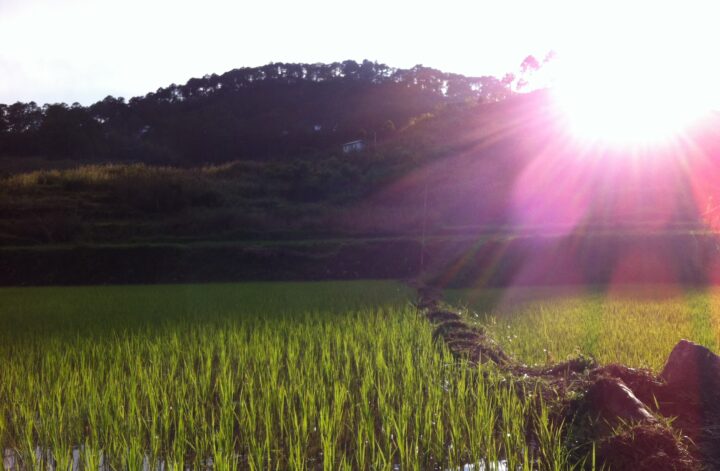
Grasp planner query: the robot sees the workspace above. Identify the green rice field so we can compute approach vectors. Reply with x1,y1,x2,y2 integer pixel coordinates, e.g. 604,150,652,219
0,281,572,470
446,284,720,370
6,281,716,469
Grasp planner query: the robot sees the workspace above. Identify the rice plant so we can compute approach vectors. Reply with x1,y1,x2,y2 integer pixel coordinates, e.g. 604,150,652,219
446,285,720,370
0,281,575,469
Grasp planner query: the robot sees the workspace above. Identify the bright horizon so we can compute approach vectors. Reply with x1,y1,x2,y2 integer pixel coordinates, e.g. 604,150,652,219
0,0,557,105
3,0,720,150
3,0,717,107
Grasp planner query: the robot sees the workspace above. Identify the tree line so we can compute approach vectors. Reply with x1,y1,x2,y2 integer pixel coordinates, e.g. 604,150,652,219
0,60,517,163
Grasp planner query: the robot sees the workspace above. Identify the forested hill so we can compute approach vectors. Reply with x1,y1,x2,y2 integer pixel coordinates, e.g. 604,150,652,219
0,60,515,163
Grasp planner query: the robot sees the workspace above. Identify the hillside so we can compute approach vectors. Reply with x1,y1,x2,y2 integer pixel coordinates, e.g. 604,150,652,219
0,60,512,163
3,64,720,285
358,91,720,233
5,88,720,245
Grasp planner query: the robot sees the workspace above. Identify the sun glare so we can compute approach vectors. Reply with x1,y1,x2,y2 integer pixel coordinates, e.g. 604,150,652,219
548,2,720,147
552,69,704,146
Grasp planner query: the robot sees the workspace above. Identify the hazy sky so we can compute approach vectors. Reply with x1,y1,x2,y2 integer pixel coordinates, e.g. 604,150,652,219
1,0,717,105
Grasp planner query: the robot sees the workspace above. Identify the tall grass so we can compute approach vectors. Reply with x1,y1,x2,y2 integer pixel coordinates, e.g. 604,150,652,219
446,285,720,370
0,282,574,469
2,164,203,189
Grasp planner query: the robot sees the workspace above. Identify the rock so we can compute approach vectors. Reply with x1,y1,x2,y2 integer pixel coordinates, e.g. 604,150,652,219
586,377,657,425
661,339,720,390
658,339,720,464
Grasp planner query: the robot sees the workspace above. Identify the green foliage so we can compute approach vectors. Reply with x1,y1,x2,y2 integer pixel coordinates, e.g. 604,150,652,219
0,91,535,245
446,286,720,370
0,61,515,163
0,142,439,243
0,281,577,469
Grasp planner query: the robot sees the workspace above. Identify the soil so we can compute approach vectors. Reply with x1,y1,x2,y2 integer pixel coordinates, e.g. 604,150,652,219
417,284,720,470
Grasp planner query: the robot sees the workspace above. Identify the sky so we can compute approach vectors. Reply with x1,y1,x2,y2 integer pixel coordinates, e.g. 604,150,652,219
1,0,718,105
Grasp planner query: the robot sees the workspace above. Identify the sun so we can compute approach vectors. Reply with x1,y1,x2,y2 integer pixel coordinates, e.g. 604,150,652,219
551,67,703,147
546,1,720,148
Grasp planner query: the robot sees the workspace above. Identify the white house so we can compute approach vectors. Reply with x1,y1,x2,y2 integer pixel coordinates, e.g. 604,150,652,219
342,139,365,153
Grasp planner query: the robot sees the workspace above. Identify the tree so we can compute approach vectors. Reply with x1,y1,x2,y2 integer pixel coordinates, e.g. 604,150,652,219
39,103,102,158
6,101,42,133
358,60,377,82
446,77,474,101
341,60,360,79
0,60,521,162
520,55,540,74
90,96,127,121
0,104,8,134
478,76,513,102
517,55,541,90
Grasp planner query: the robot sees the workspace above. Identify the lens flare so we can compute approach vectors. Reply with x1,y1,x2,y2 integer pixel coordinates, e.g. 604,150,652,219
547,1,720,147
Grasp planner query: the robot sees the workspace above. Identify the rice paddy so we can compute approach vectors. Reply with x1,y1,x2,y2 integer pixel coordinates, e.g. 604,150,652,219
446,285,720,370
0,281,575,470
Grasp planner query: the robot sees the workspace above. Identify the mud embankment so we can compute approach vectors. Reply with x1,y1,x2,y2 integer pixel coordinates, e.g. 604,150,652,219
418,285,720,470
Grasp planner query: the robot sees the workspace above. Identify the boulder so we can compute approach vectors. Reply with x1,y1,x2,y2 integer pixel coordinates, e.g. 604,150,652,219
658,339,720,465
661,339,720,390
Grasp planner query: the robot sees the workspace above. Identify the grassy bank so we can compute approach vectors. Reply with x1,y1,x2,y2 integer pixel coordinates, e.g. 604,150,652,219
446,285,720,370
0,281,574,469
